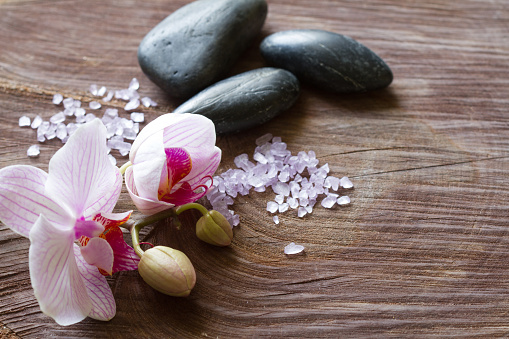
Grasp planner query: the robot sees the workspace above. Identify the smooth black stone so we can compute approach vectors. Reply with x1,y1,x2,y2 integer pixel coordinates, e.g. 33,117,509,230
173,68,300,134
260,29,393,93
138,0,267,99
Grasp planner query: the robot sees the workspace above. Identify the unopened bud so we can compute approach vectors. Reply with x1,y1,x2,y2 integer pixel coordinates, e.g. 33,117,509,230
138,246,196,297
196,210,234,246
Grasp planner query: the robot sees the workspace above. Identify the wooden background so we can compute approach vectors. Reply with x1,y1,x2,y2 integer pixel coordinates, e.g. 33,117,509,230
1,0,509,337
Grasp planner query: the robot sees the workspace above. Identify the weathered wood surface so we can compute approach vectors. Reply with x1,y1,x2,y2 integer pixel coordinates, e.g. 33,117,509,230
1,0,509,337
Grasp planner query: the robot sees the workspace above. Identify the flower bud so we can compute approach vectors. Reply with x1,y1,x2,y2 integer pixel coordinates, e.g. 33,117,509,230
138,246,196,297
196,210,234,246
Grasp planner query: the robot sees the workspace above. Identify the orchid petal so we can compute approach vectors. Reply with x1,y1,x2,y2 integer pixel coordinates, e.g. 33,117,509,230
93,211,140,273
45,119,119,218
73,245,116,321
130,129,166,201
0,165,72,237
83,167,123,219
160,181,208,206
159,147,192,198
29,214,91,326
179,146,221,189
130,113,193,162
125,166,174,215
80,237,114,275
74,219,104,239
162,113,217,150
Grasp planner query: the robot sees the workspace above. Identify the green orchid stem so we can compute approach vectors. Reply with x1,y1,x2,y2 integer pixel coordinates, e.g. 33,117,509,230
119,161,132,175
130,203,209,258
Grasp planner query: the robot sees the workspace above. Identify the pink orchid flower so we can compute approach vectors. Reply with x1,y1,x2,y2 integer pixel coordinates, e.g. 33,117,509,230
125,113,221,215
0,119,139,326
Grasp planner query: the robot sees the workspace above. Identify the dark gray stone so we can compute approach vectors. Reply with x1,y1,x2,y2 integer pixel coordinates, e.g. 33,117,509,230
138,0,267,99
260,29,393,93
173,68,300,134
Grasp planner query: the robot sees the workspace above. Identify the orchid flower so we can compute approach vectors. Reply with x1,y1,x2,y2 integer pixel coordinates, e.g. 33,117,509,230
0,119,139,326
125,113,221,215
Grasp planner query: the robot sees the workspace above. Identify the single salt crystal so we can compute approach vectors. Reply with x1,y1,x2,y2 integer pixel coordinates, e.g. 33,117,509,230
275,194,284,204
321,196,336,209
123,128,137,140
85,113,96,123
31,115,42,129
115,89,130,101
141,96,157,107
66,123,79,135
19,116,31,127
273,182,290,196
56,123,67,140
231,214,240,227
340,176,354,189
104,108,118,118
108,154,117,166
253,152,268,164
124,98,140,111
50,112,65,124
97,86,107,97
73,100,81,108
284,242,305,255
63,107,76,116
52,93,63,105
103,90,114,102
63,97,75,109
74,107,86,117
89,84,98,96
130,112,144,123
273,216,279,225
27,144,40,157
287,197,299,209
278,203,289,213
337,196,351,205
266,201,278,213
324,176,340,191
255,133,273,146
297,207,307,218
121,118,134,129
89,101,101,110
45,126,56,140
129,78,140,91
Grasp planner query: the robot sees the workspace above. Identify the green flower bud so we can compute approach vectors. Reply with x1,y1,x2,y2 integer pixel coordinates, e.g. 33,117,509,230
196,210,234,246
138,246,196,297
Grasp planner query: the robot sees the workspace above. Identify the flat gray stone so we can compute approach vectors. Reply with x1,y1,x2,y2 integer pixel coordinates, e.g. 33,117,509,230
138,0,267,99
260,29,393,93
173,68,300,134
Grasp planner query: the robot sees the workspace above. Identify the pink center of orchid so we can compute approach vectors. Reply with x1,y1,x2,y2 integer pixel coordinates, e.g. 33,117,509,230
74,217,104,239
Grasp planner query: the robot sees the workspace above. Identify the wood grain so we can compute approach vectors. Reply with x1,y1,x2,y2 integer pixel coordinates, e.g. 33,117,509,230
1,0,509,337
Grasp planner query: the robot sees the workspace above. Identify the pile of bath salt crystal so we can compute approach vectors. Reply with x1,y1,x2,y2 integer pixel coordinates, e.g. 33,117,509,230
206,133,354,227
19,78,156,164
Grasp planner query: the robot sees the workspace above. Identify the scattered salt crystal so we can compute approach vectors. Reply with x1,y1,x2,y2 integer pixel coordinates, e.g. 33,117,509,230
278,203,289,213
50,112,65,124
74,107,86,117
123,128,137,140
89,101,101,110
284,242,305,255
129,78,140,91
130,112,144,123
273,216,279,224
103,90,114,102
56,123,67,140
124,98,140,111
63,97,74,109
287,197,299,209
141,96,157,107
97,86,107,97
66,123,79,135
255,133,273,146
85,113,96,123
273,182,290,196
27,145,40,157
19,116,31,127
104,108,118,118
275,194,284,204
89,84,98,96
267,201,278,213
73,100,81,108
297,207,307,218
63,107,76,116
52,93,63,105
321,196,336,209
324,176,340,191
31,115,42,129
45,126,56,140
337,196,351,205
340,176,354,189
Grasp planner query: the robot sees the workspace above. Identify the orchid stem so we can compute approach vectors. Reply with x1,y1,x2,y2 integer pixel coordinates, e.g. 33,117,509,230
130,203,209,258
175,203,209,217
119,161,132,175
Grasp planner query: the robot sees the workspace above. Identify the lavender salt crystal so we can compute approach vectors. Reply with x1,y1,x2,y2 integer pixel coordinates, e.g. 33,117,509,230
340,176,354,189
50,112,65,124
19,116,31,127
97,86,107,97
124,98,140,111
89,101,101,110
89,84,98,96
337,196,351,205
130,112,144,123
27,144,40,157
31,115,42,129
273,216,279,224
52,93,63,105
103,90,114,102
284,242,305,255
129,78,140,91
63,97,75,109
